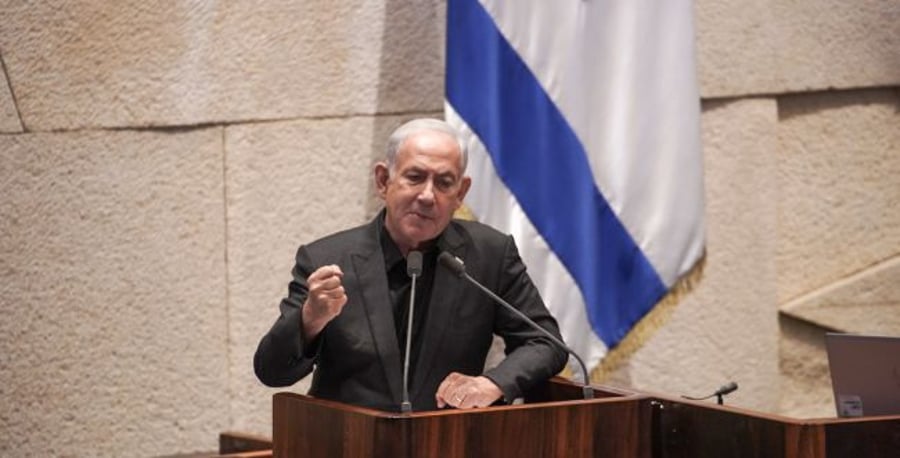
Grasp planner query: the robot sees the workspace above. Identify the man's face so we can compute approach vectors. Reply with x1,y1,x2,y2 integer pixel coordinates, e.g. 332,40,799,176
375,130,471,254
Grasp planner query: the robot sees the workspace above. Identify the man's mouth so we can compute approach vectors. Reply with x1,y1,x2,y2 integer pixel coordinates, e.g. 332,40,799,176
409,211,434,221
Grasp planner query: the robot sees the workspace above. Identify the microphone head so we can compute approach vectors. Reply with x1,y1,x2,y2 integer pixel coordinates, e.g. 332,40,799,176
437,252,466,277
406,251,423,276
716,382,739,396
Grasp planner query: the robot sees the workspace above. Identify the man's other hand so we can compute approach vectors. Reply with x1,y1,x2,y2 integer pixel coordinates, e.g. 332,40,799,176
435,372,503,409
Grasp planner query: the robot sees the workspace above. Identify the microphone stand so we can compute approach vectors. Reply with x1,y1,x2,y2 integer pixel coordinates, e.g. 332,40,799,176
400,251,423,413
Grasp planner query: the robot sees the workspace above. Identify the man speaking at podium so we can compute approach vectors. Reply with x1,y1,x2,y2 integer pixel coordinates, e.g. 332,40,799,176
254,118,567,412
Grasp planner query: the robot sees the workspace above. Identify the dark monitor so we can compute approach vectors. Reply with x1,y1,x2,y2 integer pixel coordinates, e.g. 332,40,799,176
825,333,900,418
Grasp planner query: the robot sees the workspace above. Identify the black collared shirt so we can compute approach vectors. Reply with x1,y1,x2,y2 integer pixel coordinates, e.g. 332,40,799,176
377,215,438,386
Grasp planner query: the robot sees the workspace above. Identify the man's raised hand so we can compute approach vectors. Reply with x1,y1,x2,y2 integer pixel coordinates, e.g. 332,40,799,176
301,265,347,342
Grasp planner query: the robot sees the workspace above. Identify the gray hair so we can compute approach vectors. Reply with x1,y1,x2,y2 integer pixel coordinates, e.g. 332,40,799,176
385,118,468,173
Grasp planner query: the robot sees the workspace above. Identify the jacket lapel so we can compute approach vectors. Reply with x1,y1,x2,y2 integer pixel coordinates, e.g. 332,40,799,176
351,220,403,405
411,222,466,400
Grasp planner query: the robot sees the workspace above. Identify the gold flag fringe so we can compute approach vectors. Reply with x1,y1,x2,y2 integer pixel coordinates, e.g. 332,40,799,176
590,252,707,382
453,204,477,221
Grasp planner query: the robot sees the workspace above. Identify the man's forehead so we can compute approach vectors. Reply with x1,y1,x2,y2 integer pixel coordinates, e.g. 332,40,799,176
396,132,463,173
402,130,459,152
398,155,462,176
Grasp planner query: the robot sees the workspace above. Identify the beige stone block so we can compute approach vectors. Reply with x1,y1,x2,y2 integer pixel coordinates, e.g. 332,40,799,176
781,256,900,336
696,0,900,97
776,89,900,303
778,256,900,417
606,99,781,413
224,114,427,434
0,61,22,133
771,0,900,92
0,128,228,456
0,1,445,131
695,0,778,97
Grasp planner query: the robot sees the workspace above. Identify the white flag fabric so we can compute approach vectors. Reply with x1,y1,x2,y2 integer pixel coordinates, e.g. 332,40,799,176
445,0,705,375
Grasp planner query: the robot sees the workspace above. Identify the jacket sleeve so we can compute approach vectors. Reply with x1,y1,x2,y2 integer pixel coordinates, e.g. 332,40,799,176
253,246,323,387
481,235,569,401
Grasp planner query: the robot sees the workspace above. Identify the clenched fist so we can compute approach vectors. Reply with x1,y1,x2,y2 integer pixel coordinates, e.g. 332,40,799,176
301,265,347,342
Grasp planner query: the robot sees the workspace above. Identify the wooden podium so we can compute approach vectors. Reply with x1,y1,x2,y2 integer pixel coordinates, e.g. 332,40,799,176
273,378,651,457
650,395,900,458
271,378,900,457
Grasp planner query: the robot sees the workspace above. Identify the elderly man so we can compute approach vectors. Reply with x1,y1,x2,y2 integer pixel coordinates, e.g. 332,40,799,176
254,118,567,411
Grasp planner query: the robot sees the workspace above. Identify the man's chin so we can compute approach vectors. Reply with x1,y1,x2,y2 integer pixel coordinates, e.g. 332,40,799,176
400,224,441,246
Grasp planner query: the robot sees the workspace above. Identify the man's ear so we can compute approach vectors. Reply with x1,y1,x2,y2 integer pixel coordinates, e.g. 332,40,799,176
455,176,472,206
374,162,390,198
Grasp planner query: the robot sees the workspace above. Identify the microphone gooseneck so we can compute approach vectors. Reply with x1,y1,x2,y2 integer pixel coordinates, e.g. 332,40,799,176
682,381,739,405
437,252,594,400
400,251,423,413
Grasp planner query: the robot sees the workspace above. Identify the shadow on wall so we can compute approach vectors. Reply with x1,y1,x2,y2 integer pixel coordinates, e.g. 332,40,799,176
366,0,446,219
777,313,836,418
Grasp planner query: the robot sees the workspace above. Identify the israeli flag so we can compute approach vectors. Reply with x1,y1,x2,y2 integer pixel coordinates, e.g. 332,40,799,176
446,0,705,375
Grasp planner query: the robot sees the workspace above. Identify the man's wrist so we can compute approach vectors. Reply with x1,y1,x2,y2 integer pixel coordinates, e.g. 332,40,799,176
475,376,504,404
300,302,327,344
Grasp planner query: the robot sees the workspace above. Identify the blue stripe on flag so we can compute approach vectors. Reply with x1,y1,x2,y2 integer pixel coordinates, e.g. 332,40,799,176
446,0,666,347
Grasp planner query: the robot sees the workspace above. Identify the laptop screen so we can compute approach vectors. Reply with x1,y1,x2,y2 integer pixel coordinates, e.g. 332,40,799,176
825,333,900,418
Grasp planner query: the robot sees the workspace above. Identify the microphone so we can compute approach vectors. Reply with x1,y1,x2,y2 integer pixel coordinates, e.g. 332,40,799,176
714,382,739,397
437,252,594,400
400,250,423,413
713,382,739,405
682,381,739,405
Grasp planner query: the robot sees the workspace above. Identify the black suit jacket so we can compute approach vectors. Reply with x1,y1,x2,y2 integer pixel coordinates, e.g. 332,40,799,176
254,214,568,411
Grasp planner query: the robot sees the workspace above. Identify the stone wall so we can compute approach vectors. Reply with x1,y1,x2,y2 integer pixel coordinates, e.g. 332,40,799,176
0,0,897,455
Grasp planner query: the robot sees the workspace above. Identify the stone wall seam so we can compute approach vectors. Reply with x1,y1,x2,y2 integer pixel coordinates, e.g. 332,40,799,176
0,50,24,132
220,124,237,430
779,253,900,311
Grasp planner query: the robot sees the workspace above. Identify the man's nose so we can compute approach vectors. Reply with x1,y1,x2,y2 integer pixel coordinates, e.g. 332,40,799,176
417,180,435,203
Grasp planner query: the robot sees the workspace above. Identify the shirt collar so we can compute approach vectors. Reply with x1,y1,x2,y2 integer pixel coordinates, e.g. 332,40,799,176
377,211,405,272
376,209,440,270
